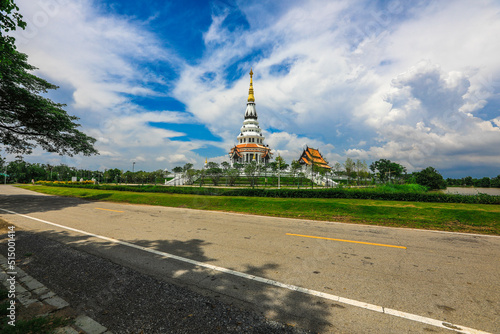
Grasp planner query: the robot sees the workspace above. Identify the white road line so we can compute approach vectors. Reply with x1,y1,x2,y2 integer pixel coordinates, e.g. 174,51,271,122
0,208,491,334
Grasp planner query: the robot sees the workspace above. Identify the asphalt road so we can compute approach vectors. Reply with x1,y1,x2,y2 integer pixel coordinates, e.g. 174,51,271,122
0,185,499,333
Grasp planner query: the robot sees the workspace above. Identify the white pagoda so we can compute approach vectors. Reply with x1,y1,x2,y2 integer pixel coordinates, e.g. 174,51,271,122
228,69,272,165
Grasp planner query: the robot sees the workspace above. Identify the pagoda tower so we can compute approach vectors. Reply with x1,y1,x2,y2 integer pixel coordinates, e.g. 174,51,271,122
229,69,272,165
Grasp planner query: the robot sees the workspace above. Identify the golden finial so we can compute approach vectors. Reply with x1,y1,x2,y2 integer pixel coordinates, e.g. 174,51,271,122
248,68,255,102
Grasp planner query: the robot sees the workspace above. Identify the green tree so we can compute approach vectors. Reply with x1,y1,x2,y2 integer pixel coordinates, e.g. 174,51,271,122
148,169,167,185
415,166,446,190
268,161,278,173
260,163,269,187
220,161,230,186
290,160,301,185
52,164,71,181
491,175,500,188
233,162,244,171
4,156,49,182
355,159,369,185
105,168,122,183
445,178,456,187
370,159,406,183
0,0,26,73
29,163,47,181
206,162,222,186
147,171,156,184
196,168,206,187
226,168,239,186
183,163,193,172
6,156,26,182
184,169,197,185
275,156,288,170
360,160,371,185
476,177,491,188
333,162,343,178
344,158,355,185
172,166,183,173
0,2,98,156
463,176,473,186
244,161,259,188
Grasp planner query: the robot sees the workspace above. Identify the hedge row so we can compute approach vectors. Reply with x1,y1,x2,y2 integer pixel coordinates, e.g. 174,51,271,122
44,183,500,205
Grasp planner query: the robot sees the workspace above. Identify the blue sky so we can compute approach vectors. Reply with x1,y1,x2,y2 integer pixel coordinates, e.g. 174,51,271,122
4,0,500,177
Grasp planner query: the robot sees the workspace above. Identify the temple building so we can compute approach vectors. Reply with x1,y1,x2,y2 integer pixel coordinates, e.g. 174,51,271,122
229,70,272,165
298,146,331,170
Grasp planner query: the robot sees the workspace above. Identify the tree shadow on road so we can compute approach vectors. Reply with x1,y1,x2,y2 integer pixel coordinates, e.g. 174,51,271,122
0,193,110,214
0,228,335,333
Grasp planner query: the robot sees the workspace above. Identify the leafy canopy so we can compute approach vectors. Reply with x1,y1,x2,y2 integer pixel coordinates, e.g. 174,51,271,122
415,166,446,190
0,0,98,156
369,159,406,182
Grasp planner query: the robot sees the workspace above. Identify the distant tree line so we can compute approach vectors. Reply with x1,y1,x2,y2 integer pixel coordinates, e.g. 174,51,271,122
445,175,500,188
2,155,498,190
0,156,168,184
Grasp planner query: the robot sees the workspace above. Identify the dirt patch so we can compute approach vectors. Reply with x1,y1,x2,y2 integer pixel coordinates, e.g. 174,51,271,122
0,218,16,234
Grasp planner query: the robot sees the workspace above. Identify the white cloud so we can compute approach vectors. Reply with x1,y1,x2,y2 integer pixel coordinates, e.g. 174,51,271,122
6,0,500,177
352,61,500,172
14,0,175,115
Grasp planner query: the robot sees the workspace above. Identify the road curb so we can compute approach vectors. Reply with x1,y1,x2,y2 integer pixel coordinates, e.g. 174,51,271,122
0,254,112,334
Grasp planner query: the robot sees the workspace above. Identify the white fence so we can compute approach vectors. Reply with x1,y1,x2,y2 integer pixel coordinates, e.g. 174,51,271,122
165,171,339,187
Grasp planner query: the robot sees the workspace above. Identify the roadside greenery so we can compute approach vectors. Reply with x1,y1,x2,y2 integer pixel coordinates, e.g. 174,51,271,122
37,183,500,205
0,156,170,184
0,284,72,333
414,166,446,190
2,157,500,193
20,185,500,235
0,1,97,157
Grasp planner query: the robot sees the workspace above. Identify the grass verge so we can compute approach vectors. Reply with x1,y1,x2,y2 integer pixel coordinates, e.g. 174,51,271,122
37,182,500,204
0,284,72,334
19,185,500,235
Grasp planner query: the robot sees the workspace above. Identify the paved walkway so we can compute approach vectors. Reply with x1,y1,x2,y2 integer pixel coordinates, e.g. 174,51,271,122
0,254,112,334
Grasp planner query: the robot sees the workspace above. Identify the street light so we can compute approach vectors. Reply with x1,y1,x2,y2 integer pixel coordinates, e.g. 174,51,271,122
132,162,136,173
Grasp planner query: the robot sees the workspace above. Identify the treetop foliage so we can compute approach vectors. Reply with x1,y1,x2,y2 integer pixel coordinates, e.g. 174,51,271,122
415,166,446,190
1,0,98,156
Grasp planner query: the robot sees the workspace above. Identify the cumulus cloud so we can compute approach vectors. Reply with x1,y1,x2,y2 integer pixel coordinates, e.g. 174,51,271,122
350,61,500,173
14,0,174,115
8,0,198,170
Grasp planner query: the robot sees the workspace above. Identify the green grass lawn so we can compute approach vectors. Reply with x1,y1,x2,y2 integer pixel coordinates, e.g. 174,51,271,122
20,185,500,235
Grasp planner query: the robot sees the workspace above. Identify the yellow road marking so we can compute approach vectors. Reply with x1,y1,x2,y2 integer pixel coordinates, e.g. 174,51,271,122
286,233,407,249
95,208,124,213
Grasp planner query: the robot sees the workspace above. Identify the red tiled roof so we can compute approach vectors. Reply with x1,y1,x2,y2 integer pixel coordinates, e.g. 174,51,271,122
229,144,272,158
234,143,267,149
299,147,331,169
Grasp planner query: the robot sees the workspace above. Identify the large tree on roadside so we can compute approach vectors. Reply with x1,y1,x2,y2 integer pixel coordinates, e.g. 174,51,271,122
1,1,98,156
343,157,355,185
415,166,446,190
244,161,259,188
369,159,406,183
206,162,222,186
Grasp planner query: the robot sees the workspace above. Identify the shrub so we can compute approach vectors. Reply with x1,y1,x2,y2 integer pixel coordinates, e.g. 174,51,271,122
41,183,500,204
415,167,446,190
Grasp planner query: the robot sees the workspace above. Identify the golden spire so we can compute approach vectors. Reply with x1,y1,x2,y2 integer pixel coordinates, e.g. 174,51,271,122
248,68,255,102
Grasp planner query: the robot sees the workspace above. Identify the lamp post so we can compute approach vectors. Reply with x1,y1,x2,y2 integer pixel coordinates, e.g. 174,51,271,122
132,162,136,173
